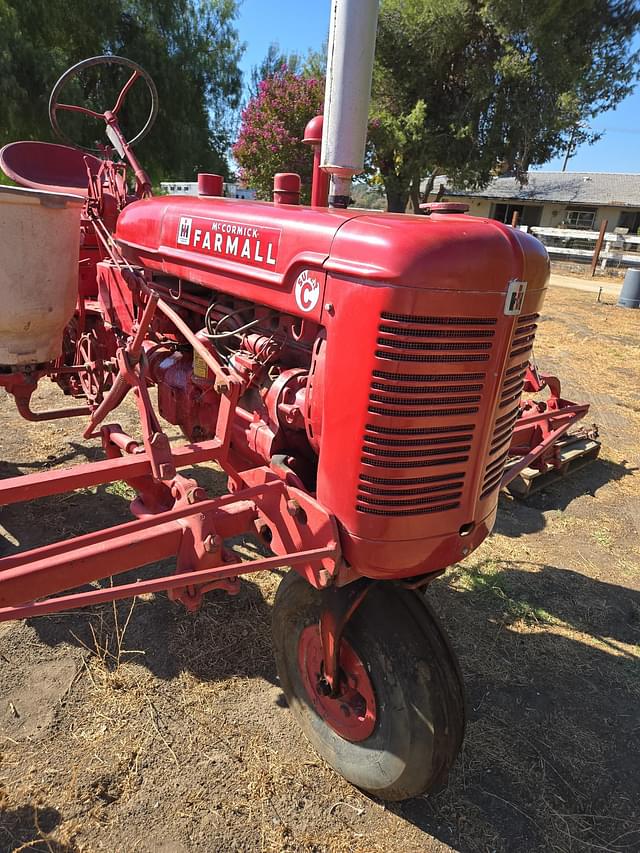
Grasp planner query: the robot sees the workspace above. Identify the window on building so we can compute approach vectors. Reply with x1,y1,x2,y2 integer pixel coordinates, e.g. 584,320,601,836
491,203,542,227
618,210,640,234
564,208,597,230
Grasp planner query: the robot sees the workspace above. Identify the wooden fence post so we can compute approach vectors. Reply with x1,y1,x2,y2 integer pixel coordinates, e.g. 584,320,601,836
591,219,608,277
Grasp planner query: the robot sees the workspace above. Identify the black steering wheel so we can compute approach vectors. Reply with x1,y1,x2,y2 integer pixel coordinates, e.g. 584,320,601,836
49,55,159,153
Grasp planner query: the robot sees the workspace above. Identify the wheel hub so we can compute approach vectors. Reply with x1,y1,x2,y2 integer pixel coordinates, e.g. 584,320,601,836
298,624,376,741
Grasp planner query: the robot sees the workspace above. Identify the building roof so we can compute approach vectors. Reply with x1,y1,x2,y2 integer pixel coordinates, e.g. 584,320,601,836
428,172,640,208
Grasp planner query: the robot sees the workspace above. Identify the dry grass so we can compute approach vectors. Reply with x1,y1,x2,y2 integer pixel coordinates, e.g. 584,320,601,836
0,285,639,852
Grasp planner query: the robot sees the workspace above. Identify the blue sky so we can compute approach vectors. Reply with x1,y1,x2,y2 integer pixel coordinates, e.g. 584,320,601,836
235,0,640,174
236,0,329,85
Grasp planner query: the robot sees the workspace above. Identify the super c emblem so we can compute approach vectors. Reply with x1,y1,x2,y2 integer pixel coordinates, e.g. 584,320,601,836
294,270,321,313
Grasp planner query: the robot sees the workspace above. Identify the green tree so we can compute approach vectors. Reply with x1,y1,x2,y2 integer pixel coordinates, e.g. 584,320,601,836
0,0,244,181
248,42,303,98
370,0,640,212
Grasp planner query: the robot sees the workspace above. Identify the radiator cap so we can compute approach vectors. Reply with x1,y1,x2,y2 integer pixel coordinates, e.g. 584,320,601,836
419,202,470,215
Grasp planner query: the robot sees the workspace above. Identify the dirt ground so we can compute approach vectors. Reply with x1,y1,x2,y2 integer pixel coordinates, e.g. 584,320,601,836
0,285,638,853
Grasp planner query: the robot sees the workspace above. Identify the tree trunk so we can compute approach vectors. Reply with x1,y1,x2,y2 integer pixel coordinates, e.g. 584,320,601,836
386,189,410,212
409,175,421,213
384,178,411,213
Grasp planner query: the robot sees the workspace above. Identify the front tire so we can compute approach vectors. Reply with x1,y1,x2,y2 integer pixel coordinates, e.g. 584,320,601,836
272,571,465,801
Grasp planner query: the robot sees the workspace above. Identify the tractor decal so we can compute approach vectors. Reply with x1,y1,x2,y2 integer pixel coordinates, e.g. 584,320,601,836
174,214,281,269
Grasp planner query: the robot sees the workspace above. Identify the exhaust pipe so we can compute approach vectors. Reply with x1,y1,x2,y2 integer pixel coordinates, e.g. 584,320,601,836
321,0,379,208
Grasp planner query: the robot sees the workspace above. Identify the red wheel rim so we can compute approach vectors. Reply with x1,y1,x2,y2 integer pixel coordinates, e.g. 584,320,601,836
298,624,377,742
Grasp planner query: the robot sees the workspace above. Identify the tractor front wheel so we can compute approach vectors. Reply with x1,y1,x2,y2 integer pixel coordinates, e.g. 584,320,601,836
271,571,465,801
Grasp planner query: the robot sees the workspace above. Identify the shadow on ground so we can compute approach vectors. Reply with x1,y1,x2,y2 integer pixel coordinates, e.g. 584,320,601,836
395,562,640,852
495,456,636,537
15,555,640,851
0,804,79,852
1,449,639,851
26,573,280,686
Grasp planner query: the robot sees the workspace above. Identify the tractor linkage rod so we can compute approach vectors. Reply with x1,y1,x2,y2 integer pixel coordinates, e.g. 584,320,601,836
0,547,335,623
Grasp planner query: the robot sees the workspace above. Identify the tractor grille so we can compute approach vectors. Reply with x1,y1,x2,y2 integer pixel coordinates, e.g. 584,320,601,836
480,313,540,499
357,312,497,517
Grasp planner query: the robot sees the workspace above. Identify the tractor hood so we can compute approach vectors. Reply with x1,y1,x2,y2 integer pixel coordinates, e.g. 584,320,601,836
115,195,549,318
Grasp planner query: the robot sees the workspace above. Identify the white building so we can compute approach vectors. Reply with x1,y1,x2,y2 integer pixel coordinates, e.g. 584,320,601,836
160,181,256,200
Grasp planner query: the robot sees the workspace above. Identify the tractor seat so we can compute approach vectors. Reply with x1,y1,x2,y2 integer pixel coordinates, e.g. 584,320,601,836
0,141,101,197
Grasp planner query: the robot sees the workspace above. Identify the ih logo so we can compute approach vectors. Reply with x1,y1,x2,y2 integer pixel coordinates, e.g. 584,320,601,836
294,270,321,313
504,279,527,315
177,216,193,245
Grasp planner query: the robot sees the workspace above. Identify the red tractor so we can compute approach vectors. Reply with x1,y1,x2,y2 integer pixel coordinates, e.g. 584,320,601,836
0,53,557,800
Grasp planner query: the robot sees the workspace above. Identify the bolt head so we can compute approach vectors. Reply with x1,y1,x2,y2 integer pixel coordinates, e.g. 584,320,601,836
286,499,307,524
203,534,222,553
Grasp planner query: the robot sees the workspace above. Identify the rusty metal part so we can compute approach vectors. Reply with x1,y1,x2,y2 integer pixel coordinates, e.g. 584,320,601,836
76,330,106,403
83,293,159,438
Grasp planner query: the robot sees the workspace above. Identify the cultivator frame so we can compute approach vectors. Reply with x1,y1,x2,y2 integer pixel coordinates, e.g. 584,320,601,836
0,334,343,621
1,354,600,622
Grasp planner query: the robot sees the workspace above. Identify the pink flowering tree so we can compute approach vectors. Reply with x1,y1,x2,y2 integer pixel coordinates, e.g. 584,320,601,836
233,69,323,203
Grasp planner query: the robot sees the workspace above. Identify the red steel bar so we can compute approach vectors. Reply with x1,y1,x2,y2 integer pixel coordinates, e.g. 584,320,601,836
15,397,91,422
0,496,249,604
0,475,327,608
0,547,336,622
509,403,589,431
0,488,265,574
0,438,223,506
501,418,576,488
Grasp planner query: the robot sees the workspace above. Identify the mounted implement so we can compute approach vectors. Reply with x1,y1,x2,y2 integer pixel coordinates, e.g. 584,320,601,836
502,363,600,498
